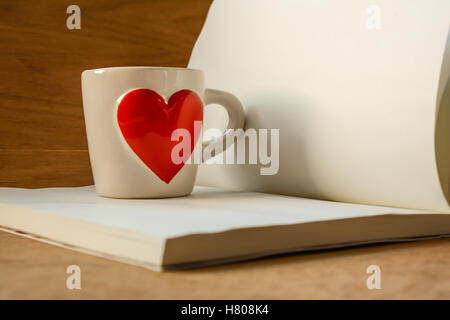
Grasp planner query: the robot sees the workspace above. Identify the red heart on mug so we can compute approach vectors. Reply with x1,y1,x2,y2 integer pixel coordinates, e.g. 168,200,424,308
117,89,203,184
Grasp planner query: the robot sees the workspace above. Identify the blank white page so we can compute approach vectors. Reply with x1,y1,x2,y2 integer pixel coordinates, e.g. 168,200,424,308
189,0,450,212
0,186,431,238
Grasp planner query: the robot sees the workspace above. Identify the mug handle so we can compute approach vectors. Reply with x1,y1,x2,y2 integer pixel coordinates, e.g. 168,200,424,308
202,88,245,161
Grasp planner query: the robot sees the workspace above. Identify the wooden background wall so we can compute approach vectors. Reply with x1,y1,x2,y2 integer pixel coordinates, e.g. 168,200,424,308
0,0,212,188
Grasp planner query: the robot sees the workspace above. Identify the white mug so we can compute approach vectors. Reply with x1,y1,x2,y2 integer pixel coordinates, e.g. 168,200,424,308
81,67,245,198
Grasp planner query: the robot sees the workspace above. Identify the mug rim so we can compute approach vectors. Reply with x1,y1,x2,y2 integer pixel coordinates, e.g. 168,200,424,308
82,66,203,74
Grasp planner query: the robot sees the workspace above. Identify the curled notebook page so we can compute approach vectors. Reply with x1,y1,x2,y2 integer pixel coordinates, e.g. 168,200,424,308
189,0,450,212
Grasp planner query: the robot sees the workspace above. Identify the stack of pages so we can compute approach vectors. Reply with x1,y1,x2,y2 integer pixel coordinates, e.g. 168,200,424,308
1,186,450,270
1,0,450,270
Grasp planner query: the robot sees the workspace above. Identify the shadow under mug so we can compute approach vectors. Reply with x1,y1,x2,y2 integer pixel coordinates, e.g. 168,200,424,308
81,66,245,198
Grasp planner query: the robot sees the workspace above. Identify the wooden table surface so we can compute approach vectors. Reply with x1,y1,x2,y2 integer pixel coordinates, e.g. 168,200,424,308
1,0,450,300
1,230,450,299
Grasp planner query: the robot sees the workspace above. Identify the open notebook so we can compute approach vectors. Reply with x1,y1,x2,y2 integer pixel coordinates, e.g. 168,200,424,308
1,186,450,270
2,0,450,270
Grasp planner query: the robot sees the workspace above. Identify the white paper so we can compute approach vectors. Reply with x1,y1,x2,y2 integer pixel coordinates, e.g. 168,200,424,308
189,0,450,212
0,186,430,238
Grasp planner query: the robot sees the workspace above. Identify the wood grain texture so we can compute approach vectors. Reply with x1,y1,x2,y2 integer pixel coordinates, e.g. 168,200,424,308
0,0,212,187
2,0,450,300
1,230,450,299
0,149,92,187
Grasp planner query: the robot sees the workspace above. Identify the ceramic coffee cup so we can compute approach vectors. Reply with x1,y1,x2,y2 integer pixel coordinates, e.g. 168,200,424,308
81,67,245,198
